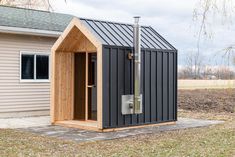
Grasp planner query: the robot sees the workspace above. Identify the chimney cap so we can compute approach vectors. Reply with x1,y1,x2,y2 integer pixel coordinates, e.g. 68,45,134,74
133,16,141,24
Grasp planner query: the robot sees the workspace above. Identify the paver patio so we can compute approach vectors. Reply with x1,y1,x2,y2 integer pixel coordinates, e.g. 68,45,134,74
8,117,224,143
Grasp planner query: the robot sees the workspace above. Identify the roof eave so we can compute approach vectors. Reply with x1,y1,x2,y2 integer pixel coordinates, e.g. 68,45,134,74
52,17,103,52
0,25,62,37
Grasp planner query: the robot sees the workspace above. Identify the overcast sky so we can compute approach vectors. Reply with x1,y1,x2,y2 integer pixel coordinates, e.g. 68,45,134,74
51,0,235,66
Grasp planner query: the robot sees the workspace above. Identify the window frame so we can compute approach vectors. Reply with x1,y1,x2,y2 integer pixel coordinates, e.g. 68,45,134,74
20,51,50,83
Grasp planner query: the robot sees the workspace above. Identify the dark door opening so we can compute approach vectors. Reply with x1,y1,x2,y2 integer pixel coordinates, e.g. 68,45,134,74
74,53,97,121
88,53,97,120
74,53,86,120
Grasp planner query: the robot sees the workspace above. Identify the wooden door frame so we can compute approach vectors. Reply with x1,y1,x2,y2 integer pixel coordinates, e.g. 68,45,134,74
86,52,98,121
74,51,97,122
51,18,103,130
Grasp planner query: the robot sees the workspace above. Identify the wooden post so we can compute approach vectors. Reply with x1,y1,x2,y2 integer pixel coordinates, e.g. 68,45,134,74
85,52,88,121
97,46,102,129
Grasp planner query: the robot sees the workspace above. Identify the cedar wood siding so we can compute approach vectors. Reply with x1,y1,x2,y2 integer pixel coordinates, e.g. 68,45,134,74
0,33,56,117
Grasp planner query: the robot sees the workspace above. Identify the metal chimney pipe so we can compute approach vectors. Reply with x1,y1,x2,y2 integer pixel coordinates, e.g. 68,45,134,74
133,16,142,114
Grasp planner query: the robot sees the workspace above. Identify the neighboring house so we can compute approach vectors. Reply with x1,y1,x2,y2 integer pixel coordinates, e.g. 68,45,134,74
0,5,73,117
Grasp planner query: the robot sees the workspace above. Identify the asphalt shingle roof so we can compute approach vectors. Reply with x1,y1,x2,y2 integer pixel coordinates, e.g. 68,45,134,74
0,5,175,50
0,5,73,32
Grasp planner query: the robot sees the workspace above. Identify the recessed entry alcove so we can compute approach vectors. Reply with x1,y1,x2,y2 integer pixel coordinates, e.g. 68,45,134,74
51,17,177,131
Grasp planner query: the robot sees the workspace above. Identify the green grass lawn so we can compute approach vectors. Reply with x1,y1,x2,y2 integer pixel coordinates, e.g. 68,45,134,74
0,111,234,157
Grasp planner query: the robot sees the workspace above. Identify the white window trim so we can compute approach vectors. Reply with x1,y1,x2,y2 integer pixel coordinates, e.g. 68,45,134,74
20,51,51,83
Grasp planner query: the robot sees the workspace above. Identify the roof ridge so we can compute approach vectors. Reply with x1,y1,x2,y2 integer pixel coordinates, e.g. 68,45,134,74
79,17,151,27
0,5,72,17
0,5,51,13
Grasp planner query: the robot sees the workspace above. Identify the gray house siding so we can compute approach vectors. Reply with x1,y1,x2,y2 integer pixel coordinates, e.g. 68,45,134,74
0,33,56,117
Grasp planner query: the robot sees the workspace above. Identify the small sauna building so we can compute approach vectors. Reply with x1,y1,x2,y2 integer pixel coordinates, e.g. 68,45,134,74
51,17,177,131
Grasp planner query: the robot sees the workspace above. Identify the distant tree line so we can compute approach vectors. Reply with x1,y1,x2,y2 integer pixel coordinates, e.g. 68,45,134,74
179,66,235,80
179,51,235,79
179,46,235,80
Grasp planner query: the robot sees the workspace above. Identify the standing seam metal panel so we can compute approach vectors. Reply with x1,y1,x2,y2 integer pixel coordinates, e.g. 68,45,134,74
80,18,176,50
102,46,177,129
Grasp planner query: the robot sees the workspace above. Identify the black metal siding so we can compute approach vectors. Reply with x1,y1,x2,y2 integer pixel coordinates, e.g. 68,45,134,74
102,46,177,128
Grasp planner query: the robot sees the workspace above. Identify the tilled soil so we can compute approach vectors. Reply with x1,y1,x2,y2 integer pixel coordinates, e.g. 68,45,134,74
178,89,235,113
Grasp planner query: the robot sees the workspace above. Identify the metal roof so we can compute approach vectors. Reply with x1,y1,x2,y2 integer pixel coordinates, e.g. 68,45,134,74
80,18,175,50
0,5,175,50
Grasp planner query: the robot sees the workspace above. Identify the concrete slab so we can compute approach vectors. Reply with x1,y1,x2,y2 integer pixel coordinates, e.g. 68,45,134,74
17,117,224,143
0,116,50,128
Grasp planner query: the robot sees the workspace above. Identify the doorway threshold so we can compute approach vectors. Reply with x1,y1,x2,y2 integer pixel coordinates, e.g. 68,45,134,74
54,120,98,131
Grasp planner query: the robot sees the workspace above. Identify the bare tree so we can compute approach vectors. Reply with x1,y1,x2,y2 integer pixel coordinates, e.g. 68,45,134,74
186,52,203,79
193,0,235,79
215,66,235,79
193,0,235,52
185,51,204,79
193,0,235,40
185,52,193,77
0,0,53,11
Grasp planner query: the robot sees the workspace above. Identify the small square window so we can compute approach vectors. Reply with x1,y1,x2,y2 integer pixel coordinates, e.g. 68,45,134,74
21,54,34,79
20,53,49,81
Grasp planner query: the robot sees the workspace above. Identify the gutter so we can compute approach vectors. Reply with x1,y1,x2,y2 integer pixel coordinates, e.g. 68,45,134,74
0,26,62,37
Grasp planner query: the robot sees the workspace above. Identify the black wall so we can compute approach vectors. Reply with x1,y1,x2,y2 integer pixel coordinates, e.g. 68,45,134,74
102,46,177,128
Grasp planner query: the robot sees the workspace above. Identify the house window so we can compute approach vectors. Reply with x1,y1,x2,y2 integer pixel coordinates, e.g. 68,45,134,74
21,54,34,79
36,55,49,79
21,53,50,81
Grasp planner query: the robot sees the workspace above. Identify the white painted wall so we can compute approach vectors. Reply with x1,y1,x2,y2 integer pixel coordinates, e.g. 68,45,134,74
0,33,56,117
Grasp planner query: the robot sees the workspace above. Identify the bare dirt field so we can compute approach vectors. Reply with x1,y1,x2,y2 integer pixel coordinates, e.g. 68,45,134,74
178,89,235,113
